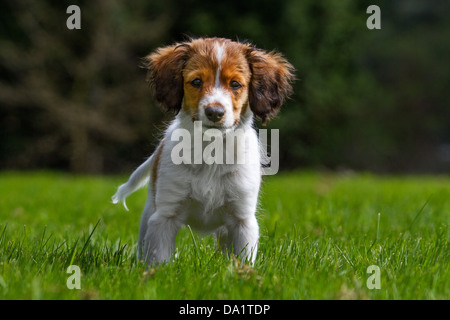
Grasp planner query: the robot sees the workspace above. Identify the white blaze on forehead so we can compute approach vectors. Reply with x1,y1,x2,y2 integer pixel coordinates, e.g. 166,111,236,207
215,43,224,88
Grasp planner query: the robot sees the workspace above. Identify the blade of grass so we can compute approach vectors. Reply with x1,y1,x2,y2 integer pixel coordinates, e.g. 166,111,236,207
407,196,432,231
186,225,201,268
79,219,101,257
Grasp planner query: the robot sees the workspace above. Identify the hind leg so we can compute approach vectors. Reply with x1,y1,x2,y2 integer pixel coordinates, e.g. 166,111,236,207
137,184,157,260
137,202,155,260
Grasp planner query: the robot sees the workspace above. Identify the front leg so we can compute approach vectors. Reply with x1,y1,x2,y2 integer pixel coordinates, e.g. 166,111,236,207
224,159,261,264
141,209,182,265
226,214,259,264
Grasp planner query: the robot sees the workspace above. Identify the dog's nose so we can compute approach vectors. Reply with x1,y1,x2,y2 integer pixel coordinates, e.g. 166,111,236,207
205,106,225,123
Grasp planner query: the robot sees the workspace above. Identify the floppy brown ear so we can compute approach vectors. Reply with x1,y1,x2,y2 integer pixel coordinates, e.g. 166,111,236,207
245,46,295,124
143,43,190,113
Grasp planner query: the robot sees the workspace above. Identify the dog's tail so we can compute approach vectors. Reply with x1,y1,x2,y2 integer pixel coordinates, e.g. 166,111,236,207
112,154,155,211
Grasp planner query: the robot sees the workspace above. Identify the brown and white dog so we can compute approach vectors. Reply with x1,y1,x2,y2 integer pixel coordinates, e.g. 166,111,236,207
112,37,294,265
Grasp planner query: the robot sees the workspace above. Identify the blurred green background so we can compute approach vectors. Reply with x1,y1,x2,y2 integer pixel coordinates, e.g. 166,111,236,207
0,0,449,174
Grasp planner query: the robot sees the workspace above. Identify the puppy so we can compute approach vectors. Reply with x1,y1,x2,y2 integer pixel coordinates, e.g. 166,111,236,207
112,37,294,265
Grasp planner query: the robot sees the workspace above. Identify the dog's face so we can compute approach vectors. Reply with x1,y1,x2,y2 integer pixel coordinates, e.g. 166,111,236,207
144,38,294,127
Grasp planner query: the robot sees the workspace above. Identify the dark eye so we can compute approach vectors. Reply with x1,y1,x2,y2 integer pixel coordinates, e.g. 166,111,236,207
230,81,242,90
191,78,202,88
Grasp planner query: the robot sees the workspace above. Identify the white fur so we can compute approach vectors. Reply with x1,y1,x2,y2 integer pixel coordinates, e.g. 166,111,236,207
215,43,224,88
112,108,261,266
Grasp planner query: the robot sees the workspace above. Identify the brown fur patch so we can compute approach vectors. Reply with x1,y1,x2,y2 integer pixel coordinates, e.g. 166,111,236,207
219,44,251,124
144,44,190,113
245,45,295,124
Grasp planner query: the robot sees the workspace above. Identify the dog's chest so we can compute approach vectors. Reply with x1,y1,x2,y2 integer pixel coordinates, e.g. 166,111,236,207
189,163,234,209
178,164,235,231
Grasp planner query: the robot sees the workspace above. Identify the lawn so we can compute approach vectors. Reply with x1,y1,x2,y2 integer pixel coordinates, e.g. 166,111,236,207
0,170,448,299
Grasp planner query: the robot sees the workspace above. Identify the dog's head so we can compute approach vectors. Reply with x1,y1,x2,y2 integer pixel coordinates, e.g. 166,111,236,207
144,37,295,128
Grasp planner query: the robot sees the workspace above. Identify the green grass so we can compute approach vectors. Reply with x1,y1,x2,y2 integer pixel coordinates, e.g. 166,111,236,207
0,170,448,299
